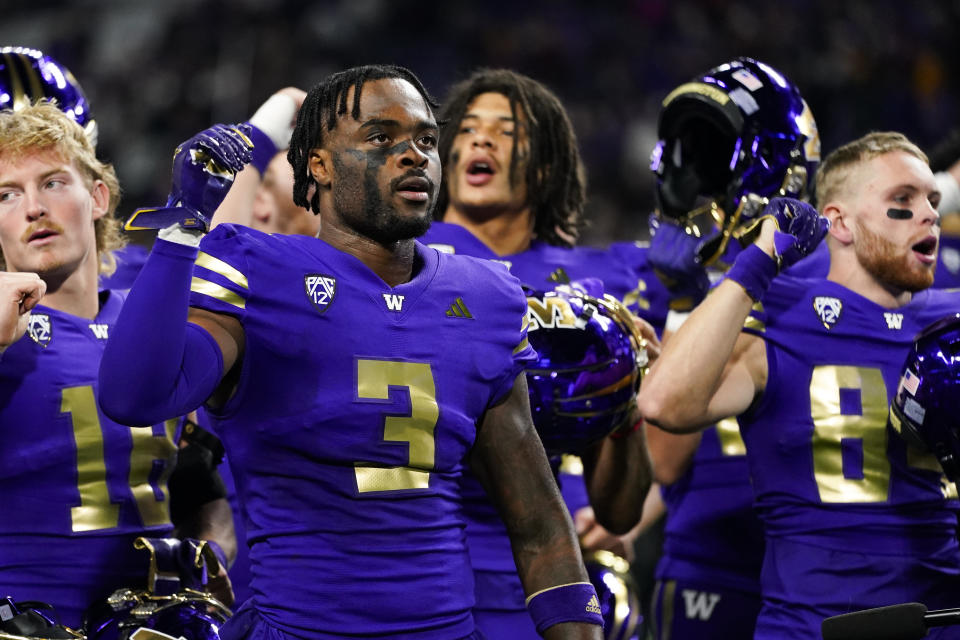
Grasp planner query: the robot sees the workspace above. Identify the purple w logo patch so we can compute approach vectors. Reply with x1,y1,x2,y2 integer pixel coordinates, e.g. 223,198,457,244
305,274,337,313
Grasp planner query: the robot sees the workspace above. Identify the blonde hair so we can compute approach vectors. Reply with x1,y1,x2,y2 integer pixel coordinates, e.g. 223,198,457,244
815,131,928,208
0,101,124,274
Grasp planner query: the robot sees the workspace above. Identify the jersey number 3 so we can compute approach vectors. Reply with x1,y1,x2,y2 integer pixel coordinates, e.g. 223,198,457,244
355,360,439,493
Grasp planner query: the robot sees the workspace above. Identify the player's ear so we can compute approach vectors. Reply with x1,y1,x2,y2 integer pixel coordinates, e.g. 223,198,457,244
90,179,109,221
309,149,333,189
822,201,853,244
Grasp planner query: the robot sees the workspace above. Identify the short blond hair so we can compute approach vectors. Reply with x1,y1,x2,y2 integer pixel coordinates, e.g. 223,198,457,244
0,101,124,274
815,131,929,208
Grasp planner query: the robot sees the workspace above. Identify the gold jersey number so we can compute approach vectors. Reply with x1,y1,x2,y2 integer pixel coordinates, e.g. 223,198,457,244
354,360,439,493
810,365,957,503
61,385,178,532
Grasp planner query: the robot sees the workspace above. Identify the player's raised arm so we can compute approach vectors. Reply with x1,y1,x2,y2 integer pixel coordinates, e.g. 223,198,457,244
98,124,252,425
637,198,828,433
211,86,306,230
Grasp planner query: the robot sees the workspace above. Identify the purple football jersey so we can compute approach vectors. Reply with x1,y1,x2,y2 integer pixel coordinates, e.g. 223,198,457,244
657,421,764,596
740,274,960,620
0,291,178,628
422,222,669,634
934,233,960,289
188,224,535,640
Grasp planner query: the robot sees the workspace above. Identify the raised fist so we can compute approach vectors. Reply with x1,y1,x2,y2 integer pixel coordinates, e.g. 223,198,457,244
761,197,830,269
648,215,711,312
126,124,253,232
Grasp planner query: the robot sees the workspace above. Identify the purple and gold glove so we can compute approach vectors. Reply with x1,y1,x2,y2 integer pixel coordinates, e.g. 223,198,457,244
725,197,830,301
648,214,711,312
738,197,830,270
126,124,253,232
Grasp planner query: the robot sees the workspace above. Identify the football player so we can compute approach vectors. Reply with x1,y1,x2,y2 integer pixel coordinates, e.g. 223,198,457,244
0,47,235,627
639,57,820,640
98,64,605,640
637,131,960,639
0,100,233,627
421,68,662,639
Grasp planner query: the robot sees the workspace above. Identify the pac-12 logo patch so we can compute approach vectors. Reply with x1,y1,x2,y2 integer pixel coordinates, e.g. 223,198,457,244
28,313,52,347
813,296,842,329
305,274,337,313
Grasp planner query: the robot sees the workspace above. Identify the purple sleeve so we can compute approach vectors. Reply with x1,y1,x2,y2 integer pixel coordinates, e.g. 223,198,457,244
98,238,224,425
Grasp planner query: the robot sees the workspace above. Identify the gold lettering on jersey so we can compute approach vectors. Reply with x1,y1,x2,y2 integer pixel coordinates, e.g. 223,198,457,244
128,420,178,527
190,276,246,309
810,365,890,503
355,360,439,493
64,385,120,531
715,417,746,456
195,252,249,289
63,385,175,532
526,296,577,332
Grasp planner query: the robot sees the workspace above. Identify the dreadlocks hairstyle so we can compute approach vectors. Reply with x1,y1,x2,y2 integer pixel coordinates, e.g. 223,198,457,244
288,64,439,214
435,68,587,247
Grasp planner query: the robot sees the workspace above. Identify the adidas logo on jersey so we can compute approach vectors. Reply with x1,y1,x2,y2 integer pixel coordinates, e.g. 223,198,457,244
445,297,473,319
28,313,52,347
89,323,109,339
883,312,904,330
813,296,842,329
547,267,571,284
585,594,602,615
383,293,405,311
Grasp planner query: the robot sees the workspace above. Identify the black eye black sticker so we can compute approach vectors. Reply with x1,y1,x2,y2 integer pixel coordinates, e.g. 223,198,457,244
886,208,913,220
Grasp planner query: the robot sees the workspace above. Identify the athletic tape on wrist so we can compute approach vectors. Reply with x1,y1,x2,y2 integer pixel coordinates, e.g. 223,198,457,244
525,582,604,634
246,124,279,175
724,244,778,302
248,93,298,148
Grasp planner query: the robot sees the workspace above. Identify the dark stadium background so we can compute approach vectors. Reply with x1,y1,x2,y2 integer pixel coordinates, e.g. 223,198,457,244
4,0,958,246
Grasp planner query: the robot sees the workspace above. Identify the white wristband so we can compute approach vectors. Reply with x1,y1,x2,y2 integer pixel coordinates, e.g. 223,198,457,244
935,171,960,217
158,223,204,248
249,93,299,150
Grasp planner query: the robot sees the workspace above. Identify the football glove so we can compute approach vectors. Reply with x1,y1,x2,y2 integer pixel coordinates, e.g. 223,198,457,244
126,124,253,233
739,197,830,270
648,214,711,312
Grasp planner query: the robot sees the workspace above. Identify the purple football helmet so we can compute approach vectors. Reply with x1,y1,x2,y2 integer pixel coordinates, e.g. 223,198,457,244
889,313,960,482
525,283,647,455
85,589,229,640
0,47,96,145
650,57,820,267
0,598,83,640
584,551,643,640
85,538,231,640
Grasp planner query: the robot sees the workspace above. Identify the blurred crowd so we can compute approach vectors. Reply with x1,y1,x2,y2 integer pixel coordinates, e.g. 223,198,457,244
3,0,958,244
